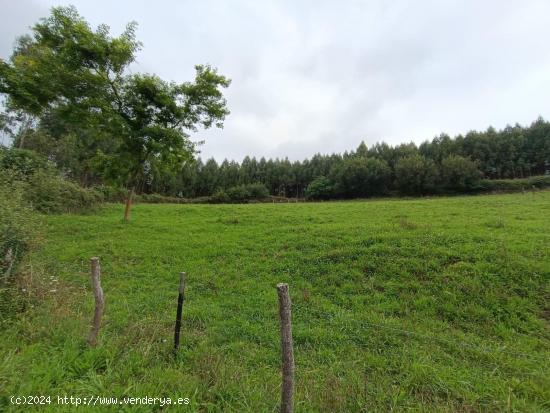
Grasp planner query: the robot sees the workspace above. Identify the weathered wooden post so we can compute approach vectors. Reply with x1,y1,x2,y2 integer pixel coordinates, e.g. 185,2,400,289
277,283,294,413
87,257,104,346
173,272,186,351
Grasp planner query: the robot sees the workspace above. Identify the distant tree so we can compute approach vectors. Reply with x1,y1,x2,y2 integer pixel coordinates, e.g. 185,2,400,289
394,155,438,195
330,157,391,198
305,176,334,200
0,6,230,220
439,155,481,191
355,141,369,157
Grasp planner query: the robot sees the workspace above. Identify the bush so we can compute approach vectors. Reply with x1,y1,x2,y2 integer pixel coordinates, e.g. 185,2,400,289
0,147,52,178
0,171,38,276
24,171,103,213
474,175,550,192
0,147,103,213
135,193,189,204
226,185,251,203
211,190,230,203
220,183,269,203
94,185,128,202
245,183,269,199
305,176,334,200
0,170,41,320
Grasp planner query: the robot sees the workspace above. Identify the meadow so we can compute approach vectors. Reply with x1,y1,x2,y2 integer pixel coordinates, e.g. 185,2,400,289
1,191,549,412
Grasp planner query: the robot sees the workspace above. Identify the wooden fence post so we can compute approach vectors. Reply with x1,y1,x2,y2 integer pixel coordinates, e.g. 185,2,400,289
277,283,294,413
87,257,104,346
174,272,186,351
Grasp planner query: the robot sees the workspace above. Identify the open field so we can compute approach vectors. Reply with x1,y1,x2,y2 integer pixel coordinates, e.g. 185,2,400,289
1,191,549,412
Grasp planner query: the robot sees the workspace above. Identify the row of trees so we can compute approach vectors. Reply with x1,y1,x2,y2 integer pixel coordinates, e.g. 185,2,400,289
137,118,549,198
7,114,550,200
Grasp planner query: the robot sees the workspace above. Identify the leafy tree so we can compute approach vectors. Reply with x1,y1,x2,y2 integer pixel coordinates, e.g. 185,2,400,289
0,6,230,220
394,155,438,195
305,176,333,200
330,157,391,198
439,155,481,191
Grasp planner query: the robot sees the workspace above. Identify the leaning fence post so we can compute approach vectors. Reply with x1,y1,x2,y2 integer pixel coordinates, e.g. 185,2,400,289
277,283,294,413
87,257,104,346
174,272,186,352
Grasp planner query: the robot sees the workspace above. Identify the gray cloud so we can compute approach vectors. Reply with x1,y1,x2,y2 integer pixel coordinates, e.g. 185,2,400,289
2,0,550,160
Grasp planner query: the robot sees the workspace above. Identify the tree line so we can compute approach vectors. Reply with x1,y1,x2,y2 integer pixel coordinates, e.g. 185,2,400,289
124,118,549,199
7,114,550,200
1,7,549,204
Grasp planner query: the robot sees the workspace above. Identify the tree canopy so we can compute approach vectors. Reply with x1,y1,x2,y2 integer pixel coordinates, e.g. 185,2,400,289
0,6,230,217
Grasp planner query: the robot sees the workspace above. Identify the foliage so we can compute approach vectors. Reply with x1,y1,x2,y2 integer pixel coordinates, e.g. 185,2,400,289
93,185,129,203
0,6,230,197
330,157,391,198
305,176,334,200
217,183,269,203
0,170,40,321
142,118,550,200
23,170,103,213
0,146,51,177
0,147,103,214
474,175,550,192
244,183,269,199
0,171,38,275
394,155,438,195
1,192,549,411
439,155,482,191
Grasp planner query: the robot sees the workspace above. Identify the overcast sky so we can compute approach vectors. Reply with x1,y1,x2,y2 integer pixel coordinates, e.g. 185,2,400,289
2,0,550,161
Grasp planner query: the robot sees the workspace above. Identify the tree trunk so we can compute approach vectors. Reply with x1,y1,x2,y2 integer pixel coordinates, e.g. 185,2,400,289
124,188,134,222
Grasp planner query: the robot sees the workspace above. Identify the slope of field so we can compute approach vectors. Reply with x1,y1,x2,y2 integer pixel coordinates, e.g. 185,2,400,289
1,192,549,412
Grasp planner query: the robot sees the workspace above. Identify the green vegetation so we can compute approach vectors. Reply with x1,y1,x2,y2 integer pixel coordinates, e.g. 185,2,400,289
0,148,102,214
1,192,549,412
1,7,549,205
0,6,549,413
0,6,230,219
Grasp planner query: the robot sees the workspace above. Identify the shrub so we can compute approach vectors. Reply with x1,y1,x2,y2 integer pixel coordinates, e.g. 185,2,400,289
305,176,334,200
211,190,230,203
94,185,128,202
245,183,269,199
226,185,250,203
0,147,52,178
0,169,41,321
24,171,103,213
220,183,269,203
0,171,38,277
474,175,550,192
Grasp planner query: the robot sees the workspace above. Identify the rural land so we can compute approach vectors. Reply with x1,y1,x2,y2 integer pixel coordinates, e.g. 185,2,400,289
1,3,550,413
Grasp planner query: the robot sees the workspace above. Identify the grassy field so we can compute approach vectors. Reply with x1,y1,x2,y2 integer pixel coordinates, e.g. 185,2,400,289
1,192,549,412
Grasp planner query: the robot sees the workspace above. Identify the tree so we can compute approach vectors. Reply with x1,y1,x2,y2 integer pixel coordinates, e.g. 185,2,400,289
439,155,481,191
330,157,391,198
394,155,438,195
0,6,230,220
305,176,333,200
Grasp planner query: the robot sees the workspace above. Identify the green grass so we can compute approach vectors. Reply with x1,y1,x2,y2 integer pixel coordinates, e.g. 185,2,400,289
1,192,550,412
